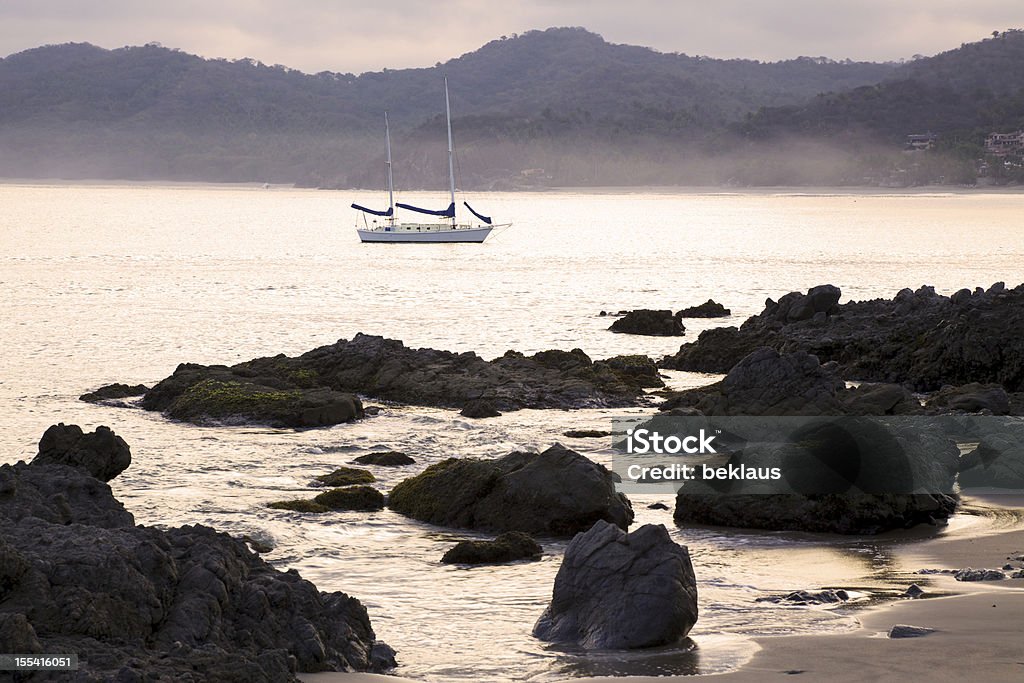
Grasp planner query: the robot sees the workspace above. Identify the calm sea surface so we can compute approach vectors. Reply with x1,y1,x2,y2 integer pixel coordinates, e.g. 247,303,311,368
2,184,1024,680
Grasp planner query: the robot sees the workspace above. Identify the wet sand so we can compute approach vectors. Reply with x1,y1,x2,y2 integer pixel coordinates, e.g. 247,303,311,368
302,493,1024,683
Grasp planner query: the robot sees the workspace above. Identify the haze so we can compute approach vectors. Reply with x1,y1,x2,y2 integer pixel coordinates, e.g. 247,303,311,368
1,0,1022,73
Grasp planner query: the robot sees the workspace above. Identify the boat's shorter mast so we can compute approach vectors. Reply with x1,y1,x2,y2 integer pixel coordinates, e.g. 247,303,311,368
444,77,456,227
384,112,395,225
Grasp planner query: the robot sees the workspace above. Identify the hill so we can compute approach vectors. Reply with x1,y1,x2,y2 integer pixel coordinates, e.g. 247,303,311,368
2,27,1023,187
0,28,895,186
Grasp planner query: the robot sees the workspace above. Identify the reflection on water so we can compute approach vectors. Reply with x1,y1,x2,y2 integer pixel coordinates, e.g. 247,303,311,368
3,185,1024,680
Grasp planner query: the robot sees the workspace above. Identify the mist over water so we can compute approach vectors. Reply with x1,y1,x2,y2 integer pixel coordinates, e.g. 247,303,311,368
2,184,1024,680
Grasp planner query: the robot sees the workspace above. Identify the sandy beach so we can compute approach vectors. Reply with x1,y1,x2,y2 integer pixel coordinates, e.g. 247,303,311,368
301,493,1024,683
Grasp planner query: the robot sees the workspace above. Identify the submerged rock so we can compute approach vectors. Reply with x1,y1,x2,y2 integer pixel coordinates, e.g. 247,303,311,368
533,521,698,649
563,429,612,438
314,467,376,487
757,589,850,605
268,498,329,513
388,444,633,536
353,451,416,467
1,424,394,680
661,283,1024,394
313,486,386,512
609,309,685,336
134,334,661,427
460,399,502,418
79,382,149,403
441,532,543,565
677,299,731,318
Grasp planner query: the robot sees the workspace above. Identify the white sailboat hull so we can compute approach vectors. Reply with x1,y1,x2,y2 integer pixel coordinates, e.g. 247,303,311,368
357,225,494,243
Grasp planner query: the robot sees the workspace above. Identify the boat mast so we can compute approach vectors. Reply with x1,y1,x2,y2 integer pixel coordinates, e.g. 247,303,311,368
444,76,456,226
384,112,395,223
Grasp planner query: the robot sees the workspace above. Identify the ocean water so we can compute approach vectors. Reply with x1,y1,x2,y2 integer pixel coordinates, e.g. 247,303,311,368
2,183,1024,680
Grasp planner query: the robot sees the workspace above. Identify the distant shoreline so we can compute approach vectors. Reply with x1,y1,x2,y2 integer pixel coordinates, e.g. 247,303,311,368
2,178,1024,195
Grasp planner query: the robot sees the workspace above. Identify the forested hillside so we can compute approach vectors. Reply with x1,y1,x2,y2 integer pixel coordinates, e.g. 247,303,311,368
0,27,1021,187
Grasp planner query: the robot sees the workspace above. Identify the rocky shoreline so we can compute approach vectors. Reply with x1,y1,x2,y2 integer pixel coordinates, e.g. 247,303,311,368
0,425,395,682
88,333,663,427
660,282,1024,394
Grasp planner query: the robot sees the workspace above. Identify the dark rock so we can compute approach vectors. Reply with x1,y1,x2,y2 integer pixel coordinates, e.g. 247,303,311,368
958,427,1024,488
842,383,921,416
313,486,385,512
80,383,149,403
563,430,612,439
353,451,415,466
904,584,925,598
609,309,685,336
889,624,937,638
460,399,502,418
675,491,958,536
388,444,633,536
927,383,1011,415
440,531,543,565
600,354,663,388
647,502,670,510
661,347,846,416
34,423,131,482
147,367,363,428
677,299,731,318
954,567,1006,581
1002,563,1014,571
533,521,697,649
1013,570,1024,579
1,425,393,680
137,335,660,427
267,499,329,513
757,589,850,605
314,467,376,487
661,283,1024,394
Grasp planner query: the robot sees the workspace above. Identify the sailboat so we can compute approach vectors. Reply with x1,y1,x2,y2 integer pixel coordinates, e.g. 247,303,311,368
352,78,508,243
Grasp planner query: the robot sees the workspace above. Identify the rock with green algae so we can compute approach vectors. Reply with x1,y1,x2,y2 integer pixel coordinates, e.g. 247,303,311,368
441,531,543,565
314,467,376,487
353,451,415,466
267,499,329,513
143,366,362,428
388,444,633,536
314,486,385,511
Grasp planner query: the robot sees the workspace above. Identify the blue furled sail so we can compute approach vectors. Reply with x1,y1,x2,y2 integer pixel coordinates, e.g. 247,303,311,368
351,203,393,217
463,202,492,225
396,202,456,218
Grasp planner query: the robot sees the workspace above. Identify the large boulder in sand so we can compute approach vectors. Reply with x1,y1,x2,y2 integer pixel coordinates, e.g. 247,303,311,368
388,444,633,536
533,521,697,649
609,309,685,336
672,418,962,534
0,425,394,680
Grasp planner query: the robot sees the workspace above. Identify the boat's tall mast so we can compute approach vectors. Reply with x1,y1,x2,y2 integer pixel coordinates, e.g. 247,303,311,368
444,77,456,225
384,112,395,223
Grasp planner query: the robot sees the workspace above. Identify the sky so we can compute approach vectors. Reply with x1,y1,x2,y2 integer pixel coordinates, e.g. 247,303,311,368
1,1,1021,73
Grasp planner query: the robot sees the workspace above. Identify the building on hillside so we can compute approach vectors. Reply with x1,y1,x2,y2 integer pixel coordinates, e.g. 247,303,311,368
905,133,938,151
985,131,1024,156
